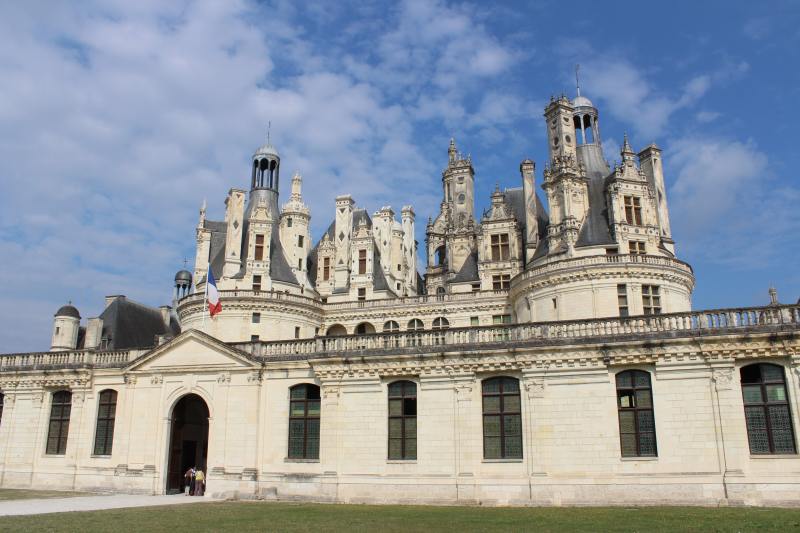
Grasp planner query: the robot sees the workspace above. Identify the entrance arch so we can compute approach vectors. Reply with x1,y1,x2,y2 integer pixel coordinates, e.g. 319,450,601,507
166,393,210,493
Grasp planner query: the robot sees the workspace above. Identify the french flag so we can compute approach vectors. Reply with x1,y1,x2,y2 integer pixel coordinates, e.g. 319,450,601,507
207,266,222,317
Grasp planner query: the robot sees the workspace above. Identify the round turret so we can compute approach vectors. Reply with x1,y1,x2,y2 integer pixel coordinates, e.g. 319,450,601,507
55,303,80,319
252,142,281,191
51,302,81,351
174,269,193,300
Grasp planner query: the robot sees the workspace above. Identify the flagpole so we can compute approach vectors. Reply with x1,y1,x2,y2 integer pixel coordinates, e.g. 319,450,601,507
202,264,209,330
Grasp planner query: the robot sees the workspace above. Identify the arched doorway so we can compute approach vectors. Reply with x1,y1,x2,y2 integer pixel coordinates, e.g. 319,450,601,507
166,394,209,493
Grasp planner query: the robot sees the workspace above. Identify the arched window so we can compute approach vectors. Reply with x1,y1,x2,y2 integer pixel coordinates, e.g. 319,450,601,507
432,317,449,329
46,390,72,455
355,322,375,335
482,377,522,459
407,319,424,347
741,364,796,454
388,381,417,460
288,384,320,460
407,319,424,331
383,320,400,348
93,389,118,456
616,370,657,457
326,324,347,336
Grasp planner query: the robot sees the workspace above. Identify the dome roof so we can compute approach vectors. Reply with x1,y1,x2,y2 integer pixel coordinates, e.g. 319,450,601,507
55,304,80,319
573,95,594,108
254,143,279,159
174,269,192,283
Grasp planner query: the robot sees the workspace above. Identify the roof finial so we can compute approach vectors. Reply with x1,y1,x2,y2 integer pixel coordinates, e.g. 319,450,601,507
183,257,188,268
267,121,271,145
575,63,581,97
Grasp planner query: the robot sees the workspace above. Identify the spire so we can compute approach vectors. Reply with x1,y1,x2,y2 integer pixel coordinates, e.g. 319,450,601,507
448,137,457,164
291,172,302,201
621,133,635,163
575,63,581,97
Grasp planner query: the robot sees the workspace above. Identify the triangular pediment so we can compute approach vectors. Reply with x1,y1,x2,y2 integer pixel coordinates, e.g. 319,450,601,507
126,329,258,372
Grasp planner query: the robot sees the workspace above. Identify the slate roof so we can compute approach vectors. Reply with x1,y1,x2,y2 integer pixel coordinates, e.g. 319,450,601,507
98,297,179,350
575,145,615,247
451,251,479,283
502,187,550,263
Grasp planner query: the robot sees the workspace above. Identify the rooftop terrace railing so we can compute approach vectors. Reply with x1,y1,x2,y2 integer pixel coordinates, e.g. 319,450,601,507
233,304,800,360
2,305,797,370
513,254,694,285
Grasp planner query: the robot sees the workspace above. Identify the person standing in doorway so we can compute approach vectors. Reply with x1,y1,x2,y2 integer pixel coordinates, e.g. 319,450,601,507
184,466,196,496
194,468,205,496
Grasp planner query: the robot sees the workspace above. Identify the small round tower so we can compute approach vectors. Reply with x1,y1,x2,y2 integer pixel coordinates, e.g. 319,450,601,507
51,303,81,351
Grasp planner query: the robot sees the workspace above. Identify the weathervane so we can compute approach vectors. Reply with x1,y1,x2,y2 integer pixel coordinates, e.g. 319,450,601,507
575,64,581,97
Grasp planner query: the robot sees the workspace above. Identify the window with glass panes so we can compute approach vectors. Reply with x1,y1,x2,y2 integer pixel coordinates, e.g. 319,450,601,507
482,377,522,459
740,364,796,454
46,390,72,455
358,249,367,274
322,257,330,281
617,284,629,317
388,381,417,460
623,196,642,225
492,274,510,290
93,389,117,456
628,241,646,255
616,370,657,457
641,285,661,315
254,234,265,260
288,384,320,459
490,234,510,261
253,275,262,291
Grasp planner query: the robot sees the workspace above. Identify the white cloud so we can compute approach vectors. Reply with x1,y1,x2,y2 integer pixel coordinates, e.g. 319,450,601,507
667,137,800,268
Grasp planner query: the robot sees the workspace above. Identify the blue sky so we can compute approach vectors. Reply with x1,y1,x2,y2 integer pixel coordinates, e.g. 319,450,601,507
1,0,798,352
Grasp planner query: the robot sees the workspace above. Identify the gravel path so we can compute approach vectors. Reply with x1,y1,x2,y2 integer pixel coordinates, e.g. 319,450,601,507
0,493,217,516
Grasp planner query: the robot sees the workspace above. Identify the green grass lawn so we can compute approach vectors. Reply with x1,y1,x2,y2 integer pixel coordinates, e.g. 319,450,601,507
0,501,799,532
0,488,88,501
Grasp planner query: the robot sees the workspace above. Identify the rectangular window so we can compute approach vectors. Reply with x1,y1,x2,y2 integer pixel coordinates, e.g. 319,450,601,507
623,196,643,226
298,235,304,247
251,335,259,342
482,378,522,459
741,364,797,454
470,316,480,327
388,381,417,460
287,218,292,227
642,285,662,315
629,241,646,255
93,390,117,456
46,391,72,455
606,248,618,255
322,257,330,281
397,264,401,272
253,275,262,292
254,234,265,260
252,312,261,324
491,234,510,261
492,274,510,290
472,283,481,292
617,284,629,317
298,258,303,270
358,249,367,275
358,288,366,301
492,314,512,325
616,371,657,457
288,384,321,460
294,327,300,339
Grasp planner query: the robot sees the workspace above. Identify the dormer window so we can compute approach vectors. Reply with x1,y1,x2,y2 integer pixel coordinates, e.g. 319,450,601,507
490,234,510,261
322,257,330,281
623,196,643,226
255,234,265,260
358,250,367,275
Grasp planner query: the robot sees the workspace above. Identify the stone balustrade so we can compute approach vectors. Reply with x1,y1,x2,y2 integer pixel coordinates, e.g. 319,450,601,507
512,253,694,285
2,304,797,369
0,348,143,370
233,303,800,360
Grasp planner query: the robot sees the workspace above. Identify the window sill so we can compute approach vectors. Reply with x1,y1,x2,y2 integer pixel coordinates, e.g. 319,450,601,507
387,460,417,464
750,454,798,459
620,456,658,461
90,455,112,459
284,458,320,463
482,459,523,463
